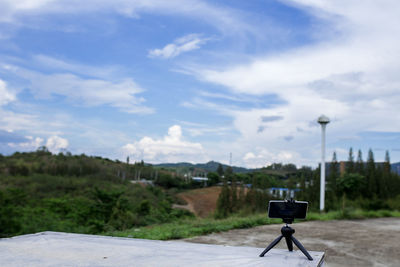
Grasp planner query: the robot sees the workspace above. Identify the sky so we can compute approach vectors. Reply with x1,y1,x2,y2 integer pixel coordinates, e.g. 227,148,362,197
1,0,400,168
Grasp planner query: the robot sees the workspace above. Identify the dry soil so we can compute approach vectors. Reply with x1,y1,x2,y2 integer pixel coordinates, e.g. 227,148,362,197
184,217,400,267
174,186,222,217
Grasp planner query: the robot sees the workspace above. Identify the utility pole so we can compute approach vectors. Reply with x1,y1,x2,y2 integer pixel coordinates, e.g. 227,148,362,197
318,115,330,212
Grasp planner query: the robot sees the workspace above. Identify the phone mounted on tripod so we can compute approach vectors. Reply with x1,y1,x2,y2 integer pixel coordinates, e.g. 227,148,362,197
268,199,308,224
259,199,313,261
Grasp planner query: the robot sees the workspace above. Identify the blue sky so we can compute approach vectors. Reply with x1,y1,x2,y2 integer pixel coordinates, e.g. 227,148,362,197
1,0,400,168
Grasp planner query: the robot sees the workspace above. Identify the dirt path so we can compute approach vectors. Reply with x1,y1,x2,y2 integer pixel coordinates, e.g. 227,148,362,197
175,186,221,218
172,200,196,214
184,217,400,267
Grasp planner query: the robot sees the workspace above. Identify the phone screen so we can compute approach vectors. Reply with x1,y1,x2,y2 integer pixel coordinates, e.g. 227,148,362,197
268,200,308,219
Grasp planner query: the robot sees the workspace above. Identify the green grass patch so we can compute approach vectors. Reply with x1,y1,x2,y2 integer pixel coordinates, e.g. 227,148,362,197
106,214,281,240
108,209,400,240
306,209,400,221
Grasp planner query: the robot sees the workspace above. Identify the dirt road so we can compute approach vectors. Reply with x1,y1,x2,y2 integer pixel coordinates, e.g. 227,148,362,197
174,186,221,218
184,217,400,267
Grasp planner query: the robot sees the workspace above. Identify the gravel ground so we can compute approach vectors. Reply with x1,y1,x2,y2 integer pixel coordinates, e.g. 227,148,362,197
183,218,400,267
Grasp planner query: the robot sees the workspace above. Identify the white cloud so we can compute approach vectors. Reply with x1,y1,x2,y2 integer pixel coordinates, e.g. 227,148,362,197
176,120,233,137
7,135,68,153
122,125,208,163
0,0,52,22
149,34,209,59
0,79,15,106
197,90,262,103
46,135,68,153
186,0,400,166
6,66,153,114
186,126,231,137
243,149,297,169
32,54,119,78
0,80,41,134
0,0,252,35
0,109,40,133
8,136,44,150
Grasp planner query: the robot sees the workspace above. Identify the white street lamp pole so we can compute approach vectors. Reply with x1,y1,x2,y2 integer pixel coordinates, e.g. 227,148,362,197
318,115,330,212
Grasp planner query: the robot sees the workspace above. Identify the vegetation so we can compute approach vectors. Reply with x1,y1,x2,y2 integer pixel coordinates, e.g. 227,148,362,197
322,148,400,211
1,146,400,240
214,148,400,220
0,149,194,238
109,209,400,240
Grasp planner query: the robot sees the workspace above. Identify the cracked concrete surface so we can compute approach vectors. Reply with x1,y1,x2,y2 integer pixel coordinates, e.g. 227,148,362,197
183,218,400,267
0,232,324,267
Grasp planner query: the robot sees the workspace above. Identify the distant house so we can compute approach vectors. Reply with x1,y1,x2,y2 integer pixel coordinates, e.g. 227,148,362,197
130,179,154,186
191,176,208,186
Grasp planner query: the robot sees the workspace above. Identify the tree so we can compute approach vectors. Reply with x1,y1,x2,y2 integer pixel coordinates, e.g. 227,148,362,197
346,147,354,173
215,178,231,218
225,166,233,177
207,172,220,186
366,149,376,196
217,164,224,177
329,152,339,193
0,189,22,237
326,152,339,210
384,150,390,174
337,173,365,199
379,150,390,199
282,164,297,172
355,149,364,175
231,176,238,212
238,184,245,210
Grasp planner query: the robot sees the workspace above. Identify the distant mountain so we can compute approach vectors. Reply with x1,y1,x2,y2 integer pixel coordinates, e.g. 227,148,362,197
154,161,255,174
392,162,400,175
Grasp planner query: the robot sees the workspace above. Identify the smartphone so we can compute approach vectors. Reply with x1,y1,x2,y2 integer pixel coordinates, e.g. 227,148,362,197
268,200,308,219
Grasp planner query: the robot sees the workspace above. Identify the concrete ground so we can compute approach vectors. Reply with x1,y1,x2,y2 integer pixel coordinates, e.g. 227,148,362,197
0,232,324,267
184,217,400,267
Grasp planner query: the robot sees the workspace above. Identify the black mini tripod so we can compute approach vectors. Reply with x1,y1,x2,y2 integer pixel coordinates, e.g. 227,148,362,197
259,199,313,261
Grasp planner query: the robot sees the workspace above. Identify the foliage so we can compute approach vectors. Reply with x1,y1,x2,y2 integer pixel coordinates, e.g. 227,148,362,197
215,175,272,218
2,146,400,240
207,172,220,186
318,149,400,214
337,173,365,199
0,150,195,237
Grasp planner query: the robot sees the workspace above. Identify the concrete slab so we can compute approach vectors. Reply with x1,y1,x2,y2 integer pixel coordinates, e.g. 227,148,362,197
0,232,324,267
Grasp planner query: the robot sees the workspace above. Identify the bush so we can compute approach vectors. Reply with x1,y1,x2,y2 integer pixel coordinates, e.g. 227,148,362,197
387,195,400,210
0,189,22,237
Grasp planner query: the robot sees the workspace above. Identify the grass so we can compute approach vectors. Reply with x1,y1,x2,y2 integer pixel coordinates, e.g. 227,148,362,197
107,214,281,240
106,209,400,240
306,209,400,221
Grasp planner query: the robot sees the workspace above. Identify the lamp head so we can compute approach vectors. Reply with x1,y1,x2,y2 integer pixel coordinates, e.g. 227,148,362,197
318,115,330,125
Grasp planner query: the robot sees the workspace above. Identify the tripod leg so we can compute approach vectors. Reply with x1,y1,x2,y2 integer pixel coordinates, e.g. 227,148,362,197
259,235,283,257
285,236,293,251
291,236,313,261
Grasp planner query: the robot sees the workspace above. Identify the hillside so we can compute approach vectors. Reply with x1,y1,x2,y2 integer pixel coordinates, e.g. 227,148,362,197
155,161,255,174
0,150,193,238
175,186,222,218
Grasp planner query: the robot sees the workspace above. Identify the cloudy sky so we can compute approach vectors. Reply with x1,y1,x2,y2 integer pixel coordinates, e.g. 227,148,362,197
1,0,400,168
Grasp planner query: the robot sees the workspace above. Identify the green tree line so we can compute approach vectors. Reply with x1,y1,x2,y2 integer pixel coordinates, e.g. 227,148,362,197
0,149,194,238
